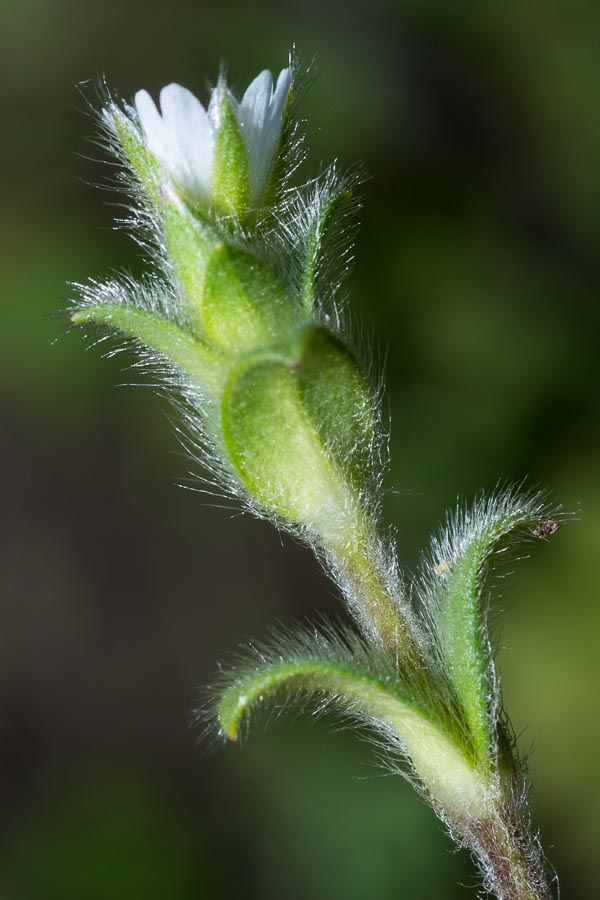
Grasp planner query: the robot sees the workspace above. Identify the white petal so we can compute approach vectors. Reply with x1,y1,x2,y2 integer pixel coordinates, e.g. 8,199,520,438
133,69,291,209
134,89,167,159
271,68,292,124
236,67,292,204
240,70,274,128
134,84,215,202
158,83,214,197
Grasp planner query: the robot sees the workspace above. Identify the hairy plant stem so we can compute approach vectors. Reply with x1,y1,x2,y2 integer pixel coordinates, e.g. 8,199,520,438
469,812,552,900
337,540,553,900
331,535,424,665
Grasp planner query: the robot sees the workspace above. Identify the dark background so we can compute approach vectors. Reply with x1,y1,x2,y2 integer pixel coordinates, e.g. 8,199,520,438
1,1,599,897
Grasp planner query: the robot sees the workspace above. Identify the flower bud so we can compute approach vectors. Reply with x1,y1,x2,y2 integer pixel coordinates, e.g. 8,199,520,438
112,67,292,220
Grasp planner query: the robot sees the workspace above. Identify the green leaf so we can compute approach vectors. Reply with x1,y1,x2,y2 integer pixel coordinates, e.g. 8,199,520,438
220,325,368,539
423,488,559,765
222,344,347,529
212,626,492,820
301,189,352,312
201,243,300,355
297,325,374,492
71,304,222,394
160,191,300,354
219,325,416,651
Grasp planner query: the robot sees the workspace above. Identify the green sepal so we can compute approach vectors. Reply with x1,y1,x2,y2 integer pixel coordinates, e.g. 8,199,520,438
211,86,251,218
221,325,372,541
71,304,223,395
216,642,492,820
111,108,161,205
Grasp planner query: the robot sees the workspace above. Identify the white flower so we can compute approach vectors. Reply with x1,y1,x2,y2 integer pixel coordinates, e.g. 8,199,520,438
134,67,292,210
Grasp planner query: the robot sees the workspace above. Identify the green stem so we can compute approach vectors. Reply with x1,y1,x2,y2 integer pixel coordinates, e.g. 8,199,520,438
329,528,424,666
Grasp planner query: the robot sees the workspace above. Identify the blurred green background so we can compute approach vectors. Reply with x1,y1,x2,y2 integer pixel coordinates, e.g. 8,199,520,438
1,1,599,897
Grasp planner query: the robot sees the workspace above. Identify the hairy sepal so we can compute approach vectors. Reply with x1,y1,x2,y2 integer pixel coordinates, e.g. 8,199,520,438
108,105,162,206
211,85,251,218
